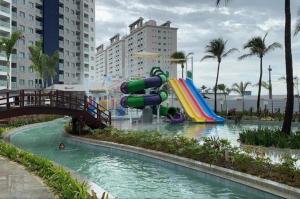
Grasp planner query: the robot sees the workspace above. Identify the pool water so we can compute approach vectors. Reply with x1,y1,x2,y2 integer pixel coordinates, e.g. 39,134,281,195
10,119,281,199
113,120,300,146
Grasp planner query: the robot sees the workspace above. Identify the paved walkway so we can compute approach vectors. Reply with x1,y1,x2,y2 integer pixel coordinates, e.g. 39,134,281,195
0,156,54,199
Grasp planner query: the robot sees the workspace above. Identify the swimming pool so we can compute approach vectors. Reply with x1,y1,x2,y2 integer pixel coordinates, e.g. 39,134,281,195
10,119,281,199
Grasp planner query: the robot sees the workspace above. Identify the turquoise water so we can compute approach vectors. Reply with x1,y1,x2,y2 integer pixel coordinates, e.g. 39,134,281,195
10,119,281,199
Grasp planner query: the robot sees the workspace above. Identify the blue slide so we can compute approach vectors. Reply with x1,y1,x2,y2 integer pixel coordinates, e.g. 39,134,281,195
185,79,224,123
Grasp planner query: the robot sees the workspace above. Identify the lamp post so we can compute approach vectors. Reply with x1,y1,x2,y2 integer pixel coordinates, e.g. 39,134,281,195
268,65,273,113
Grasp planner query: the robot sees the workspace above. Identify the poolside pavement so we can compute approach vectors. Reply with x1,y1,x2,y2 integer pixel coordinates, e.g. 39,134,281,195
0,156,54,199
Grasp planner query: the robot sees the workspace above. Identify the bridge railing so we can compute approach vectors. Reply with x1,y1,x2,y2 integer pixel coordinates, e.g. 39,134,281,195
0,90,111,126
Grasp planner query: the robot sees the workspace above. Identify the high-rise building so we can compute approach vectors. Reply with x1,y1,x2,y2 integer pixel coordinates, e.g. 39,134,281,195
0,0,11,90
8,0,95,90
125,18,177,79
95,44,106,80
95,18,177,81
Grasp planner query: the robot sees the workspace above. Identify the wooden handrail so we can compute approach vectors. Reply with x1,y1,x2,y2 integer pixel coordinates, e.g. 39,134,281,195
0,90,112,127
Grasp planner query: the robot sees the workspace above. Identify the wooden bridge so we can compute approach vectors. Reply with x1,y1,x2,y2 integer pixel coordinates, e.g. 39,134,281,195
0,90,111,129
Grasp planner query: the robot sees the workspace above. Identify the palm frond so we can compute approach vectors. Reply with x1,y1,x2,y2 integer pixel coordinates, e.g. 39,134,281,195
222,48,238,58
264,42,282,54
238,53,255,60
262,32,269,43
216,0,231,7
200,55,216,61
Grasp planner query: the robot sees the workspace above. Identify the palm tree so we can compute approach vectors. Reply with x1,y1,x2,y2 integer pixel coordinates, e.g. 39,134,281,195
282,0,294,134
28,40,47,88
239,33,281,114
29,40,59,88
170,51,186,79
231,81,251,112
216,0,294,134
45,51,59,86
217,84,231,113
201,38,238,113
0,31,23,89
254,81,272,99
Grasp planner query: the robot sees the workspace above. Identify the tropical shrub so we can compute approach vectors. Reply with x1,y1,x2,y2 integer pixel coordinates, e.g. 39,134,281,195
0,142,92,199
240,128,300,149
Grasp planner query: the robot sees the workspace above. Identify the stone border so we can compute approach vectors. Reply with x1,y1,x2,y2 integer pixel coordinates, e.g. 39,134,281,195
66,134,300,199
2,119,115,199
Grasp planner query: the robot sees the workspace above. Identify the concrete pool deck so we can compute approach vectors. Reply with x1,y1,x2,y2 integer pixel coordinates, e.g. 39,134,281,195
0,156,54,199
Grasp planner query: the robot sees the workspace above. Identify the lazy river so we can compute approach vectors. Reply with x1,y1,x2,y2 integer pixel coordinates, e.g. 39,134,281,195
10,119,281,199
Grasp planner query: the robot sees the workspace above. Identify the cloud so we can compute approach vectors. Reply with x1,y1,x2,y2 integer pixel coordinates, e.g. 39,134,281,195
95,0,300,95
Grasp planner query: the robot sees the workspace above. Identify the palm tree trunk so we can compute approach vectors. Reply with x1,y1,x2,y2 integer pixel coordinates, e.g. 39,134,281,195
214,61,221,113
282,0,294,135
225,94,228,114
257,57,263,114
6,60,10,90
242,95,245,112
181,63,184,79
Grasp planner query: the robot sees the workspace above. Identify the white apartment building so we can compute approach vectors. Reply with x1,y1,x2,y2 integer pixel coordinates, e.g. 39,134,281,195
95,44,106,80
125,18,177,79
95,17,178,81
0,0,11,89
2,0,96,90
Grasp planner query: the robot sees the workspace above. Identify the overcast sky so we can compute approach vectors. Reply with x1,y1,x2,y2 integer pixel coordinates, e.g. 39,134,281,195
94,0,300,95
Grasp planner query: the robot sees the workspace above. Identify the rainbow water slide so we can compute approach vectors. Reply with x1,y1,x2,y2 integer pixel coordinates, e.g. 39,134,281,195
185,79,224,122
169,79,224,123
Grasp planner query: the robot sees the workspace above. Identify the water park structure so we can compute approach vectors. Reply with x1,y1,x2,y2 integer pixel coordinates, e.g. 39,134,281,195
120,67,224,123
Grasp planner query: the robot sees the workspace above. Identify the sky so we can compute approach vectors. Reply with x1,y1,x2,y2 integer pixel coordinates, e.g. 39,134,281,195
94,0,300,95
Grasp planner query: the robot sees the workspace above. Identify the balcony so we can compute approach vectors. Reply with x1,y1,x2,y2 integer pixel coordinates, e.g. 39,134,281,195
0,80,7,87
0,6,10,14
0,20,10,28
84,57,89,63
0,65,7,74
84,48,89,53
83,37,89,43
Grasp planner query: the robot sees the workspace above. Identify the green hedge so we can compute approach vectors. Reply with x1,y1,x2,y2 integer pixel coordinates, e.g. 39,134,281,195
0,142,92,199
75,127,300,188
240,128,300,149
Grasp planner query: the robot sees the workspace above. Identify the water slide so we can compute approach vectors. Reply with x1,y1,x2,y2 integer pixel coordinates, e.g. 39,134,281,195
185,79,224,122
120,68,185,123
169,79,224,123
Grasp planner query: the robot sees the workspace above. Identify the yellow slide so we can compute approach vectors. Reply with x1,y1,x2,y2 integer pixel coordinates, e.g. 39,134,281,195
169,79,205,122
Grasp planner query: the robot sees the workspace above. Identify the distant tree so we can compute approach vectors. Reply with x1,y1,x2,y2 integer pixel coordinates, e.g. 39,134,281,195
170,51,186,79
0,31,23,89
239,33,281,114
231,81,251,112
201,38,238,113
217,84,231,113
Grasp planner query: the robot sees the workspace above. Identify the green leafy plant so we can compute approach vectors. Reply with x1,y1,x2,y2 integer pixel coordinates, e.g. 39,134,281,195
0,142,93,199
240,128,300,149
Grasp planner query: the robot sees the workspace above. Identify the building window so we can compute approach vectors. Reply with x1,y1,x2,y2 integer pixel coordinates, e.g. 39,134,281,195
19,11,25,18
19,79,25,86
